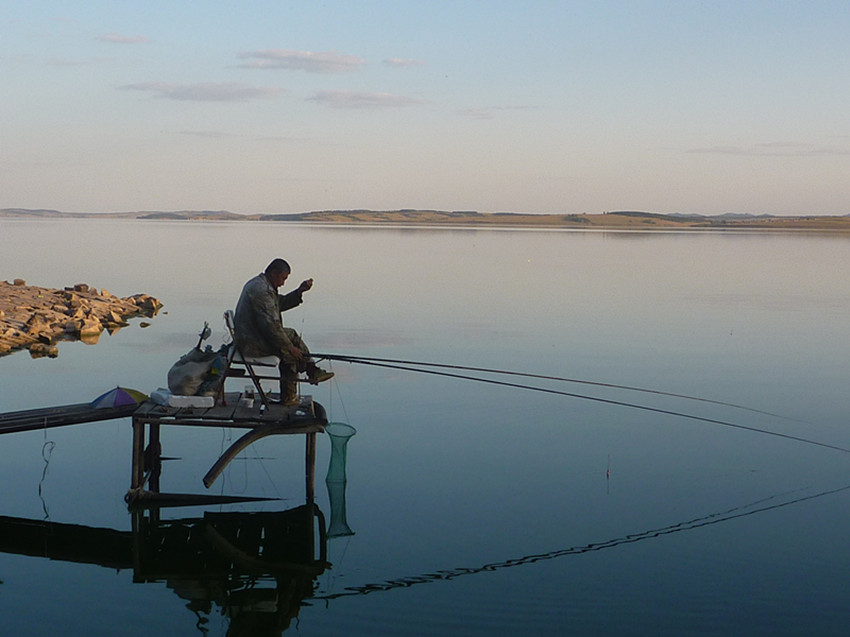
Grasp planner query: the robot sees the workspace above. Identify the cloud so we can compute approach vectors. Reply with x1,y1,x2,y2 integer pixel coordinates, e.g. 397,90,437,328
178,130,237,138
121,82,283,102
458,105,539,119
238,49,365,73
97,33,149,44
383,57,424,68
308,90,426,109
687,142,850,157
178,130,309,143
47,57,110,67
458,108,495,120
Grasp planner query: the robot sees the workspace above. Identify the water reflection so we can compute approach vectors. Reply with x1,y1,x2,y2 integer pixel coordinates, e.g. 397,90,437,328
317,483,850,602
0,504,328,636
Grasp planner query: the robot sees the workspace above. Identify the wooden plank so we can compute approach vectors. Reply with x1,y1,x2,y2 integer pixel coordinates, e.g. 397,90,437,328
0,402,138,434
133,395,324,431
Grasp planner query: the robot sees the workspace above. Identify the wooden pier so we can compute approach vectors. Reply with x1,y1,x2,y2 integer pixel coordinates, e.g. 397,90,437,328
0,401,140,434
0,391,327,507
128,392,326,506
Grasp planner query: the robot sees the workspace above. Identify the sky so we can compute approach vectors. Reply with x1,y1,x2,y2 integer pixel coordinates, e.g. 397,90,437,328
2,0,849,216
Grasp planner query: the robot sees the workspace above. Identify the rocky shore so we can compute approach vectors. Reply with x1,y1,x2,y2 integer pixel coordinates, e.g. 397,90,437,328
0,279,162,358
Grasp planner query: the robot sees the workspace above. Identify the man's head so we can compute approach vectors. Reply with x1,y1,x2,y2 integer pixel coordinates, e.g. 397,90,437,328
265,258,291,288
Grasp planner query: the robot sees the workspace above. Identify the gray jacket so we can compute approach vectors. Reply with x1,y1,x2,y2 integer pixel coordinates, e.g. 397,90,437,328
233,273,303,357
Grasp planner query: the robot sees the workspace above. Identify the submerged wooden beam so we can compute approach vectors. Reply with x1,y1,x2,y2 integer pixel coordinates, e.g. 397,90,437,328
125,491,278,509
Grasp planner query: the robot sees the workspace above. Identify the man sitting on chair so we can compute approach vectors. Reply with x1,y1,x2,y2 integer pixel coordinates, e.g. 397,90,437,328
233,258,333,405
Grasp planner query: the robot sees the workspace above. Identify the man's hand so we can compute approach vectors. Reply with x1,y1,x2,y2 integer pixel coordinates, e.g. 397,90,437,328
290,346,304,361
297,278,314,294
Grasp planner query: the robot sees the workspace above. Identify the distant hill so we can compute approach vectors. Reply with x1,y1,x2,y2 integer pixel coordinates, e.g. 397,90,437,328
2,208,849,231
137,210,245,221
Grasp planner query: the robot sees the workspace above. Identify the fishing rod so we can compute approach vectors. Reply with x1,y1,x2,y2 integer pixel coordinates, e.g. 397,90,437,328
312,352,793,420
312,354,850,455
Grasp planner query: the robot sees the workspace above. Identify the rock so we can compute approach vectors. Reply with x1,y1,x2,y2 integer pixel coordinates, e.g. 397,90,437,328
79,318,104,338
29,342,59,358
1,280,161,357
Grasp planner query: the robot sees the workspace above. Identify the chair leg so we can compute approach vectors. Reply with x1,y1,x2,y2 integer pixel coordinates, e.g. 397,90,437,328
217,358,234,406
243,361,270,408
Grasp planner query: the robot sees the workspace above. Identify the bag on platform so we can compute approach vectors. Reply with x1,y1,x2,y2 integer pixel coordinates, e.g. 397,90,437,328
167,344,226,396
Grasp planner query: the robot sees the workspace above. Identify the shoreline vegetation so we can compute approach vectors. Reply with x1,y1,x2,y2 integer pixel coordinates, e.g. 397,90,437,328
2,208,850,231
0,280,162,358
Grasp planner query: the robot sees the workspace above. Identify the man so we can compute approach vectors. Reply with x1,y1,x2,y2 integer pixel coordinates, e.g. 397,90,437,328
234,258,333,405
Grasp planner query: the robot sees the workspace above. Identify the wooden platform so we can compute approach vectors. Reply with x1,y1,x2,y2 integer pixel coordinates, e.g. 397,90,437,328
0,392,328,509
128,392,327,506
133,392,326,432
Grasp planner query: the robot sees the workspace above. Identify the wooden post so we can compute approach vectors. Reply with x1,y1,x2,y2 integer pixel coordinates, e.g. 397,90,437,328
130,416,145,491
148,420,161,493
305,431,316,503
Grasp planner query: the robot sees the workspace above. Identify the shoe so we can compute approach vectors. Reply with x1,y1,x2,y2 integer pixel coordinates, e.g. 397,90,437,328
308,368,334,385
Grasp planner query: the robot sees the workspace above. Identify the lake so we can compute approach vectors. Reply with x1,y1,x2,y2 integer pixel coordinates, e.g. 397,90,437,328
1,219,849,636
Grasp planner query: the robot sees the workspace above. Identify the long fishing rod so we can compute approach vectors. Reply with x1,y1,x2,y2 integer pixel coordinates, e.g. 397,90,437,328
312,352,793,420
314,355,850,455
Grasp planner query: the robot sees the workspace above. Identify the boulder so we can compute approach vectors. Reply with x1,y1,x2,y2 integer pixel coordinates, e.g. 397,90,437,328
79,318,104,338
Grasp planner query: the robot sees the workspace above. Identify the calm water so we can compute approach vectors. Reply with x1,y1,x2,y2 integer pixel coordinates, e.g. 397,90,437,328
1,219,849,636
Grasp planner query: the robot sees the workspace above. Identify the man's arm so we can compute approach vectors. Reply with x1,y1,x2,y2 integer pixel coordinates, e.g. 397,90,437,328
278,279,313,312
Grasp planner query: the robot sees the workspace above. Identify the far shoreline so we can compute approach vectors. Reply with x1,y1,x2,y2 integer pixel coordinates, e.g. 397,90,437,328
2,208,850,232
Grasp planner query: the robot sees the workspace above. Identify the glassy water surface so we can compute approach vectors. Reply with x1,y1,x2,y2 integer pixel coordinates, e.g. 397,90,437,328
0,219,849,636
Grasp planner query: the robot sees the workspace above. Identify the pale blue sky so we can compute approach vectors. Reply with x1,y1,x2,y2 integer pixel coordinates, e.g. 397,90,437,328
2,1,848,215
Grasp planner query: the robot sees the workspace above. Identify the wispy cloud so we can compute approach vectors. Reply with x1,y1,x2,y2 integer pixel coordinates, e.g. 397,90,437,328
459,108,495,120
309,90,426,109
383,57,424,68
97,33,149,44
47,57,110,67
238,49,365,73
121,82,283,102
458,105,539,119
178,130,238,138
687,142,850,157
178,130,310,143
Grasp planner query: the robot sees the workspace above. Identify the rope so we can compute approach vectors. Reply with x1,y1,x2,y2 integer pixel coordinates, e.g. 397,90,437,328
39,415,55,519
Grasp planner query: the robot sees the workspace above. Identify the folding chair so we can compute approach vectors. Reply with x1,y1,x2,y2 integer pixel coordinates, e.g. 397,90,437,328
220,310,281,408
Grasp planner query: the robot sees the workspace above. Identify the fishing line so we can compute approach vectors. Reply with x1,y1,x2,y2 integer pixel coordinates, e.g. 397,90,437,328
316,356,850,455
253,445,283,499
313,353,793,421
